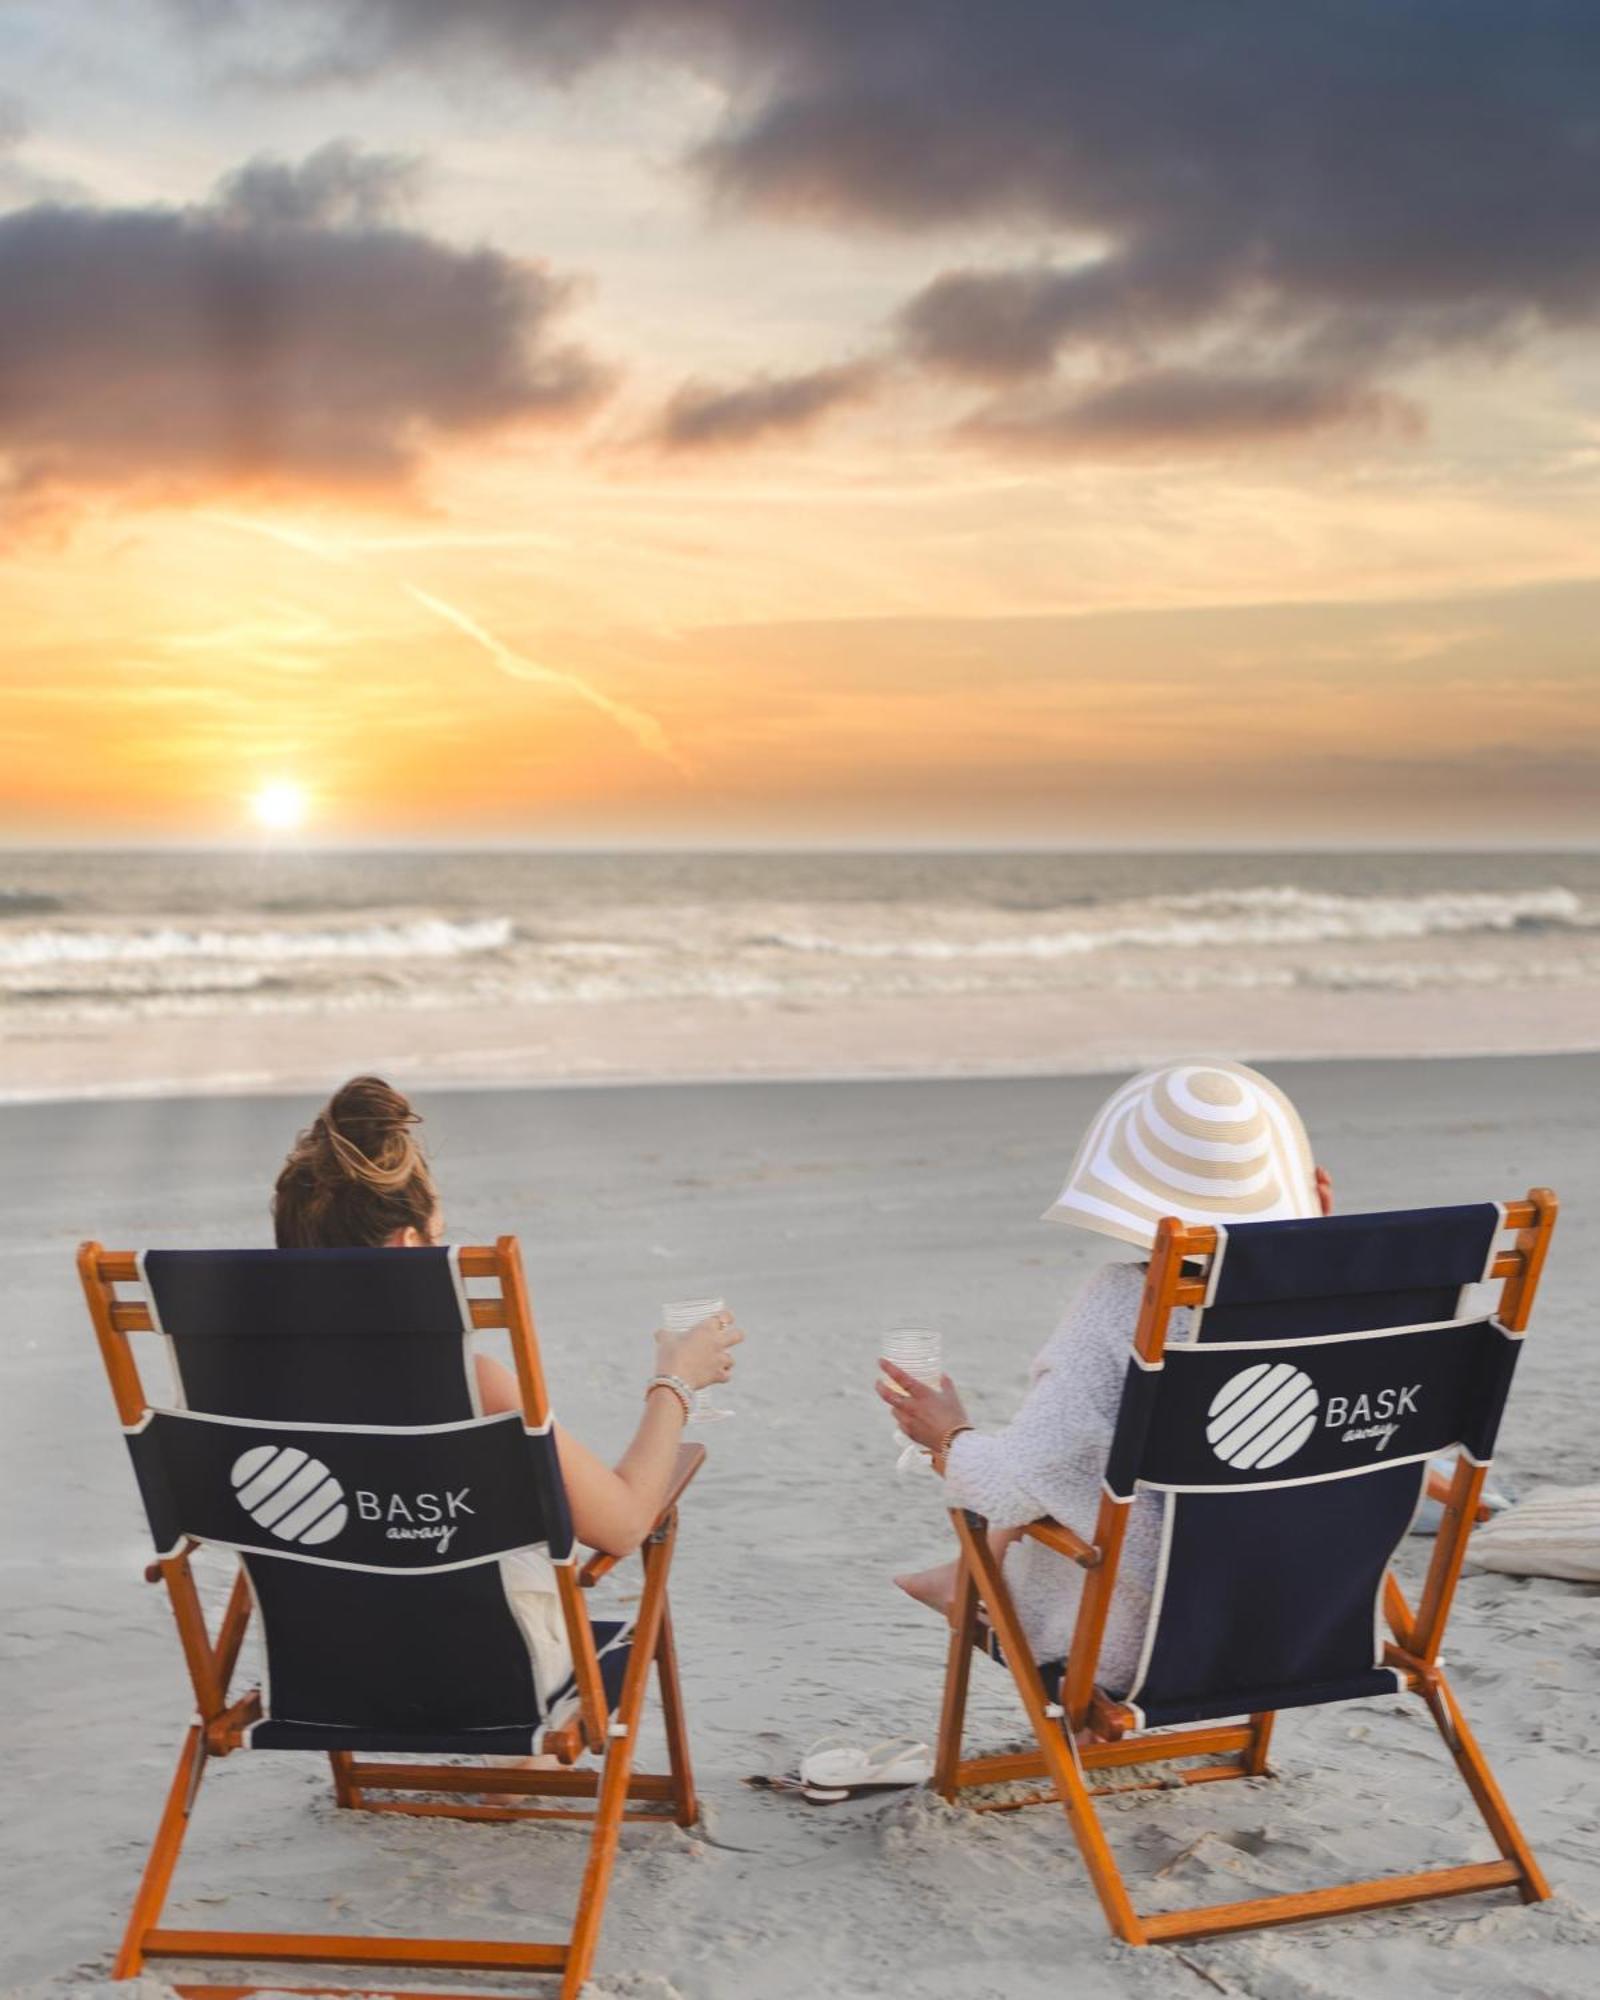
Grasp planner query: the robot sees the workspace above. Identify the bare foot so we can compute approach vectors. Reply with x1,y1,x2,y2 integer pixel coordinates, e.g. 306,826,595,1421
895,1560,958,1619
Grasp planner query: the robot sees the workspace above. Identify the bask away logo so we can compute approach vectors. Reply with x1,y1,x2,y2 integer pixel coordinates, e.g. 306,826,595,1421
230,1445,348,1546
1205,1360,1425,1471
1205,1363,1319,1470
353,1482,475,1556
230,1444,474,1557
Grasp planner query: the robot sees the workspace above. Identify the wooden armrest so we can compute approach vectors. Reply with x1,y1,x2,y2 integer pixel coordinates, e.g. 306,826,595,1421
1088,1691,1135,1739
579,1442,707,1587
1424,1465,1495,1524
1021,1518,1101,1568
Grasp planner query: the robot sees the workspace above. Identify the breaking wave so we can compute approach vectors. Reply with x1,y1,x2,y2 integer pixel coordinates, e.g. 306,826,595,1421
768,886,1592,960
0,915,514,970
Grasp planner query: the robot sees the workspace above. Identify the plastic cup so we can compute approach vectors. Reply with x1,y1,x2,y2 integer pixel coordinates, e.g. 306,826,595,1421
661,1297,733,1422
880,1328,943,1473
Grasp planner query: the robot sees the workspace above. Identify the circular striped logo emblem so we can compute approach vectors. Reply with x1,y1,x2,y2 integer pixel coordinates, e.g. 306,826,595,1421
1206,1363,1319,1471
230,1444,349,1546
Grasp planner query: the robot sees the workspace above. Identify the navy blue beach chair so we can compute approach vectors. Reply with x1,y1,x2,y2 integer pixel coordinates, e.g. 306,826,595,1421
932,1191,1558,1945
79,1236,703,2000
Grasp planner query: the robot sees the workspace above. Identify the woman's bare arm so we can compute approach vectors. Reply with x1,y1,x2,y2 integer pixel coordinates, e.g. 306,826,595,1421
474,1308,741,1556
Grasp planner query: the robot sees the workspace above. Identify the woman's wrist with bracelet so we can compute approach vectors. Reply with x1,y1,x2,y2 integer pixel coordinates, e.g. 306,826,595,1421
933,1422,974,1473
645,1373,694,1421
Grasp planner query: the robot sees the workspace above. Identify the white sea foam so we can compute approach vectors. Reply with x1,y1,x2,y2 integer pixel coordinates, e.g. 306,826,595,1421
767,886,1592,959
0,914,513,970
4,864,1599,1057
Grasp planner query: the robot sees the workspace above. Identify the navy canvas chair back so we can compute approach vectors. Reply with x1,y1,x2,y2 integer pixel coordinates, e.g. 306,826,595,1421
932,1191,1554,1949
126,1248,574,1753
1103,1205,1518,1727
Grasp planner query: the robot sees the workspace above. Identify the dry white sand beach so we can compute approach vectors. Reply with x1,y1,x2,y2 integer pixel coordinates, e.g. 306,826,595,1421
5,1056,1599,1999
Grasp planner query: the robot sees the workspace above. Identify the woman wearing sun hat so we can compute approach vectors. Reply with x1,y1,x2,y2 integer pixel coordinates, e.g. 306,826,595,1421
880,1059,1333,1696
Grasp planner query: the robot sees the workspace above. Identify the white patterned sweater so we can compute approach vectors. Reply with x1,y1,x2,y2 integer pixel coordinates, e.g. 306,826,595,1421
943,1261,1195,1694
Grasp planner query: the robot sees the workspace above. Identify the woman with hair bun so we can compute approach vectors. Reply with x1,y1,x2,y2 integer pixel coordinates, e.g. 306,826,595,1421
273,1077,742,1698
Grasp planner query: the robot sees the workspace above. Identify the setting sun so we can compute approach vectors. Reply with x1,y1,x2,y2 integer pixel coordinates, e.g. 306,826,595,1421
251,780,308,834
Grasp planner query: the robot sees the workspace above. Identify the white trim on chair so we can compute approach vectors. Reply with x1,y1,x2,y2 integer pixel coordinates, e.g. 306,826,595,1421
154,1531,562,1579
1137,1438,1479,1498
1165,1308,1488,1355
125,1405,555,1438
1120,1492,1177,1717
1375,1462,1435,1668
447,1245,483,1420
1482,1204,1508,1284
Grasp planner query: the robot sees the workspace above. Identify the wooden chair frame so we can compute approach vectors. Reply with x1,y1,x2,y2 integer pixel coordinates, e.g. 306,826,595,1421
79,1234,704,2000
932,1190,1558,1946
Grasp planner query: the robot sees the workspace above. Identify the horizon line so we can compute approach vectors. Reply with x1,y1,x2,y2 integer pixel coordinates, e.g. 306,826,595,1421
3,838,1598,859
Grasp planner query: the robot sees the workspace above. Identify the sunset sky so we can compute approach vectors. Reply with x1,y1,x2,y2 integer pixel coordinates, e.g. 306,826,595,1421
3,2,1598,846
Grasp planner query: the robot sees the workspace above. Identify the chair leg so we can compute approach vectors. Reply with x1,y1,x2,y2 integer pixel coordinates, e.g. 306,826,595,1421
936,1532,1541,1947
115,1724,207,1976
562,1519,680,2000
328,1751,360,1807
933,1552,979,1802
654,1598,697,1828
1421,1668,1551,1902
954,1514,1146,1945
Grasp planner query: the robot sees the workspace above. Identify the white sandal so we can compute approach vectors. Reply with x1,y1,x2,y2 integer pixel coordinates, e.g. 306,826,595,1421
797,1735,933,1796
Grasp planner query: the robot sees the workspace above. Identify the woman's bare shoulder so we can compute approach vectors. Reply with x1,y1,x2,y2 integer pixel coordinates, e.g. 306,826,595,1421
473,1348,522,1414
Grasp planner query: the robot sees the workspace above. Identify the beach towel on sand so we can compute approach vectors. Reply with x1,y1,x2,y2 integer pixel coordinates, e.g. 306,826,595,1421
1466,1485,1600,1583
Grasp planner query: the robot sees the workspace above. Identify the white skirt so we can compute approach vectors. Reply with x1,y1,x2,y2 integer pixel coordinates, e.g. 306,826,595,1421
501,1548,575,1709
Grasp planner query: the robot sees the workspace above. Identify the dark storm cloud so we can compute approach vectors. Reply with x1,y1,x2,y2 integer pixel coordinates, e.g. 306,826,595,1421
652,360,878,451
194,3,1600,448
0,142,610,509
961,370,1420,458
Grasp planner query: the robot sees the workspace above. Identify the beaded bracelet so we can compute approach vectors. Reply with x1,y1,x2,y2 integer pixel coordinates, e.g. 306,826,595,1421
646,1373,695,1420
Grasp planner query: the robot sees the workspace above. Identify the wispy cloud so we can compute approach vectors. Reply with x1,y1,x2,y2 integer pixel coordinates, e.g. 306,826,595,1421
404,585,690,774
157,601,345,673
958,369,1420,458
204,513,358,565
205,512,688,767
651,361,881,453
208,513,570,559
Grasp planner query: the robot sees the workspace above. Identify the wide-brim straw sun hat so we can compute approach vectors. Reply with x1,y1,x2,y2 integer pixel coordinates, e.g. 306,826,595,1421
1043,1059,1320,1251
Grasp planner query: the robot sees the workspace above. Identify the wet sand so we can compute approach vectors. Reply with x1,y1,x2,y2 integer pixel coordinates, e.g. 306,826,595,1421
6,981,1600,1104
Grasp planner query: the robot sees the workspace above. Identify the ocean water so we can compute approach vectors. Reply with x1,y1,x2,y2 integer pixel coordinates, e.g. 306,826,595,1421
3,850,1597,1037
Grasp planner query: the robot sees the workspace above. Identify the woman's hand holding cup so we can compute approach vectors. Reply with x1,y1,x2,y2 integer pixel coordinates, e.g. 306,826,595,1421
657,1308,743,1392
877,1359,970,1453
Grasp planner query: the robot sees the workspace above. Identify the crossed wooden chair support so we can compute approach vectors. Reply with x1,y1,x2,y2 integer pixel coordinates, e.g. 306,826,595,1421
80,1238,699,2000
930,1192,1558,1945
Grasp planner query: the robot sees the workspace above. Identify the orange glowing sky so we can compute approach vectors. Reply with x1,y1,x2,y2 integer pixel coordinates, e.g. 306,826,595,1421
2,4,1598,846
